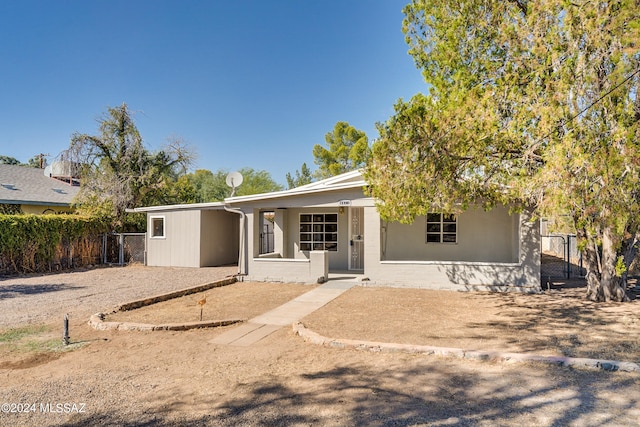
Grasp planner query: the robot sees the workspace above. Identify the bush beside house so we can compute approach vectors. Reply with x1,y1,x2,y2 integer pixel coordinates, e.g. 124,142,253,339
0,214,109,275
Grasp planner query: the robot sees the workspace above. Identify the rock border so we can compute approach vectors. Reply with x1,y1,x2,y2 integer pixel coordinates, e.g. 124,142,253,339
116,277,237,311
293,322,640,373
89,276,244,332
89,315,243,332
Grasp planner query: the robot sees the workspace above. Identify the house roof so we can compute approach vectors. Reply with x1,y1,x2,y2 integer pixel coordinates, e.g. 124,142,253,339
130,201,227,213
130,170,368,213
224,169,366,204
0,164,80,207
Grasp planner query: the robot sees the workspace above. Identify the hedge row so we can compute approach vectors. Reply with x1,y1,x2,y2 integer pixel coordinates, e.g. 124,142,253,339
0,214,110,275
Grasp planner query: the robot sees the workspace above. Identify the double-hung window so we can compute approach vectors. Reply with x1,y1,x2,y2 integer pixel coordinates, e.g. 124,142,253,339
426,213,457,243
299,214,338,251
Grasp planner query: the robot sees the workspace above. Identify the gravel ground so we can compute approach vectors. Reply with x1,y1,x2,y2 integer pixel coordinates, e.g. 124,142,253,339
1,266,639,426
0,265,237,328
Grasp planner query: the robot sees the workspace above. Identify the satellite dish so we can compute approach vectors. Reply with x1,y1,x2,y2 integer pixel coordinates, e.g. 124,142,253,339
226,171,243,197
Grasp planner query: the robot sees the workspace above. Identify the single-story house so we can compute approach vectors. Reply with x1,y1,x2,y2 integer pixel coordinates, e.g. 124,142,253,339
133,170,540,292
0,163,80,214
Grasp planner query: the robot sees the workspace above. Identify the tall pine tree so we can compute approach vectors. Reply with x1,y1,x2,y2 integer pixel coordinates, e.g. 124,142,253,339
366,0,640,301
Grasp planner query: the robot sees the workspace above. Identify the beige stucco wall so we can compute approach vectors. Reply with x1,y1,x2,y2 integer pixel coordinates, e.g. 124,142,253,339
383,205,518,263
200,210,239,266
146,209,239,268
146,210,201,267
20,204,75,214
248,253,329,284
364,206,541,291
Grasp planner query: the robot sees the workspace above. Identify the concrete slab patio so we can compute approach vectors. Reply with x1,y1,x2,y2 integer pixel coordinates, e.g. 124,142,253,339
209,280,357,346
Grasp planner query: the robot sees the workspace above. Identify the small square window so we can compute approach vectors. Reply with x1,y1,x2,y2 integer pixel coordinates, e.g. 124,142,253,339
325,214,338,222
426,234,441,243
426,213,456,244
426,213,441,222
325,224,338,233
442,234,457,243
427,223,441,233
300,224,312,232
151,217,165,238
299,213,338,251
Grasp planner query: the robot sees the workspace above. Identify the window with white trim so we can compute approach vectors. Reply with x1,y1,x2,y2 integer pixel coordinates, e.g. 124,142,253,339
426,213,457,243
150,216,165,238
299,213,338,251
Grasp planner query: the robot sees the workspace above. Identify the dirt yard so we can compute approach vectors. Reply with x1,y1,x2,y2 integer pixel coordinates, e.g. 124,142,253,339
1,266,639,426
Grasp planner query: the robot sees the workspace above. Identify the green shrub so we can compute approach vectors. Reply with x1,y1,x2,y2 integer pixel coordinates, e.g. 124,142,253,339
0,214,110,274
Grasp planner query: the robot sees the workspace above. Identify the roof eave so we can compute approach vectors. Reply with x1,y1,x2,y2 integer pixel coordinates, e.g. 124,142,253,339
224,181,367,204
129,201,227,213
0,200,74,207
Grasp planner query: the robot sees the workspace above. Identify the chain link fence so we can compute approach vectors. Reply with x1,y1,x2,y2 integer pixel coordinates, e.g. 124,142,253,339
102,233,146,265
541,234,585,280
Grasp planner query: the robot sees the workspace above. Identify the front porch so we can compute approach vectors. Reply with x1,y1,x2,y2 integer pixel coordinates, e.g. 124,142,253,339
246,249,366,285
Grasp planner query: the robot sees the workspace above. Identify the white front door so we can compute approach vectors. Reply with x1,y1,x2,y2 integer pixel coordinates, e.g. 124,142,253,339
349,207,364,270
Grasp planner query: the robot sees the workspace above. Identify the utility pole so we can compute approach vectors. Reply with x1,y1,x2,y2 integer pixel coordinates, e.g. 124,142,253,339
38,153,49,169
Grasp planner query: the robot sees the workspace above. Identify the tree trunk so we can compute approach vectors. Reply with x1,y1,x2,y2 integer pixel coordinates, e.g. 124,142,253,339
584,226,630,302
621,232,639,289
578,227,603,301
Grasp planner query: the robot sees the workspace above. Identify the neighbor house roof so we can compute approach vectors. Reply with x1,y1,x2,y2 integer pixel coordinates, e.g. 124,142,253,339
0,164,80,207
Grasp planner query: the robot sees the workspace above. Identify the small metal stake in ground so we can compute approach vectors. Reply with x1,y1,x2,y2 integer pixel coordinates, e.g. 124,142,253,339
197,295,207,321
63,313,70,345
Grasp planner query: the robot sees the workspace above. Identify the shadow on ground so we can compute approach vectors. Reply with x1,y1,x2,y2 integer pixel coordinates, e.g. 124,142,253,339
461,280,640,361
0,283,85,300
56,361,639,426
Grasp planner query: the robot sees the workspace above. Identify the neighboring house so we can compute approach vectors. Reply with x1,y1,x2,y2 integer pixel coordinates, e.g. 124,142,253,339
133,170,541,292
0,164,80,214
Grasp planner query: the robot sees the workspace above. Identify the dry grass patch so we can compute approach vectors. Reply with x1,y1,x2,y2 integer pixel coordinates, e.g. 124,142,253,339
302,281,640,363
107,282,317,325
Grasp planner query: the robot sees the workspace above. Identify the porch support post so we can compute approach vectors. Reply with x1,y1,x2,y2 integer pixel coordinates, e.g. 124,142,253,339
274,209,287,257
310,250,329,283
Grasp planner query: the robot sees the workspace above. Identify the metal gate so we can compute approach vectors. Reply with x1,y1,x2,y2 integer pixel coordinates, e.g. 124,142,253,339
102,233,146,265
349,207,364,270
541,234,585,280
259,212,275,255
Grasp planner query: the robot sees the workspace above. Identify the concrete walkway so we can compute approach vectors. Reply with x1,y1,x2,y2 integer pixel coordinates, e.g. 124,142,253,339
209,281,357,346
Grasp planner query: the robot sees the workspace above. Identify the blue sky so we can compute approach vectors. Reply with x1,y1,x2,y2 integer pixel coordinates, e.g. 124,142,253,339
0,0,426,185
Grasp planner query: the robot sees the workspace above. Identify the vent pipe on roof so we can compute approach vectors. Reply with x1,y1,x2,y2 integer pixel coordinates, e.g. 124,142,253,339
1,183,16,190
